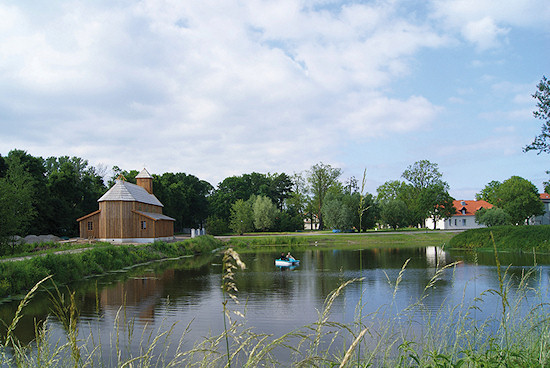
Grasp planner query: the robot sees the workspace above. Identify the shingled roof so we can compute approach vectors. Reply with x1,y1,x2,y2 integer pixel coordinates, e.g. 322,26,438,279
453,200,493,216
136,168,152,179
98,179,163,207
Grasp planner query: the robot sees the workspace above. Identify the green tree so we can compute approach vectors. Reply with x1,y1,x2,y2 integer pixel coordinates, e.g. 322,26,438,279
230,199,254,235
524,76,550,154
496,176,544,225
402,160,443,190
4,150,49,234
421,183,456,230
321,191,353,230
285,172,308,228
475,180,502,205
153,172,212,231
542,171,550,194
475,207,511,227
253,196,278,231
307,162,342,230
265,173,293,210
208,172,292,222
376,180,408,202
0,160,36,250
379,199,409,230
108,166,139,185
0,154,7,177
401,160,449,227
44,156,106,236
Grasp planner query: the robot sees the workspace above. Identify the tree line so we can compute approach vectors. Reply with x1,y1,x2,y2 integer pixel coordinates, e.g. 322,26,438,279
2,76,549,241
1,148,547,243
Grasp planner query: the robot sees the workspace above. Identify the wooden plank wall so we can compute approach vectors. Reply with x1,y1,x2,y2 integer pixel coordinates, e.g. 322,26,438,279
79,212,100,239
99,201,171,239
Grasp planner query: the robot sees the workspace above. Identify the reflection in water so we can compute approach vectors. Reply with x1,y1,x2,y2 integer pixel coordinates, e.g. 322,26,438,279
0,246,549,364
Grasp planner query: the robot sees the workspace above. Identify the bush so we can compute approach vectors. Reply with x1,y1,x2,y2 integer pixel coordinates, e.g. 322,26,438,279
205,216,229,235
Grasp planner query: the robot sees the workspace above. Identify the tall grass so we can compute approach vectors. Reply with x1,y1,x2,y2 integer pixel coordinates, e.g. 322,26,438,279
0,246,549,367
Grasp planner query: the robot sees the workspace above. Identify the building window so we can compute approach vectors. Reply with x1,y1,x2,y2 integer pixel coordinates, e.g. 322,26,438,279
462,219,466,226
454,219,457,226
141,221,147,230
87,221,93,231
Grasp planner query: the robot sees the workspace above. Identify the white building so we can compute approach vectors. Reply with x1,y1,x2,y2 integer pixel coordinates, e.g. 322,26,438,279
426,200,493,230
529,193,550,225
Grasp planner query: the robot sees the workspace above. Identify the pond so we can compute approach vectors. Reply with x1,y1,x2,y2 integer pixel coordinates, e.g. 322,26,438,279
1,245,549,365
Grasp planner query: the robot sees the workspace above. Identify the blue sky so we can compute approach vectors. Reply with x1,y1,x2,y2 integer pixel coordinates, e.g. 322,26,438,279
1,0,549,199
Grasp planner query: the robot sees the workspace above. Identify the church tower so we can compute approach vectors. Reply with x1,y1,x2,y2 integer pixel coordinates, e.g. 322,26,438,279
136,168,153,194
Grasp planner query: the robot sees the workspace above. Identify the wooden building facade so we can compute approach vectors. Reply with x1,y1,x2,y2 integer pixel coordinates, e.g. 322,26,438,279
77,169,175,243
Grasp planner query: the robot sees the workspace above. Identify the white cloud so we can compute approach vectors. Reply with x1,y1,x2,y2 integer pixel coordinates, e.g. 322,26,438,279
340,95,441,138
462,17,509,51
0,0,547,191
431,0,550,49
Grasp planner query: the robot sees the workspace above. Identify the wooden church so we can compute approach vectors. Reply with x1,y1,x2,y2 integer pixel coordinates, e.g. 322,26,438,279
77,169,175,243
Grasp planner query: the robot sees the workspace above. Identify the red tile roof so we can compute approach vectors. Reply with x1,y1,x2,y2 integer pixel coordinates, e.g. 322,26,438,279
540,193,550,200
453,200,493,216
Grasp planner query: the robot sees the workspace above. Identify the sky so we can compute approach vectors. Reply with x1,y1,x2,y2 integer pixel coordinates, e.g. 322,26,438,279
1,0,549,199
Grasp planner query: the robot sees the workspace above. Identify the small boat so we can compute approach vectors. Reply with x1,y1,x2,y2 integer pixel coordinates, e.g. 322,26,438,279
275,258,300,267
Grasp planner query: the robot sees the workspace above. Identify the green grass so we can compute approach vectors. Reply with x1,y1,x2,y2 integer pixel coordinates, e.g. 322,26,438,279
226,231,456,252
449,225,550,252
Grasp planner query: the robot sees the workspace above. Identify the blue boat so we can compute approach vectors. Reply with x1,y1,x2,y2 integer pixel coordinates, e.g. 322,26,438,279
275,258,300,267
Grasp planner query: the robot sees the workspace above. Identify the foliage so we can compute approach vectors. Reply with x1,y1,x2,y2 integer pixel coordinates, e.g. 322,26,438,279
205,216,230,236
321,192,354,230
523,75,550,154
208,172,293,222
152,172,212,231
379,199,410,230
252,195,278,231
0,150,106,239
421,183,456,229
44,156,106,236
307,162,342,230
0,161,36,247
376,180,408,202
475,180,501,205
376,161,452,228
475,207,511,227
273,210,303,232
229,199,254,235
496,176,544,224
402,159,444,190
449,225,550,250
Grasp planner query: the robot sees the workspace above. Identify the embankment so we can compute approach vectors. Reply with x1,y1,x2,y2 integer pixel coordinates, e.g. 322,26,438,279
449,225,550,251
0,235,223,298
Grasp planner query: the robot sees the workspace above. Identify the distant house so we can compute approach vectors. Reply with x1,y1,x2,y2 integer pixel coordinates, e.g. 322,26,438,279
77,169,175,243
426,200,493,230
529,193,550,225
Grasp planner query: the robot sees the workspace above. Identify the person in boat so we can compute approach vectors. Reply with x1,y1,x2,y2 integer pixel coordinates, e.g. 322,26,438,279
286,252,295,261
279,252,288,261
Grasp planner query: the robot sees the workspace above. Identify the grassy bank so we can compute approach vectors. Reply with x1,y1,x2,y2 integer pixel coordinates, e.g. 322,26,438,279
226,231,456,252
449,225,550,251
0,235,223,299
